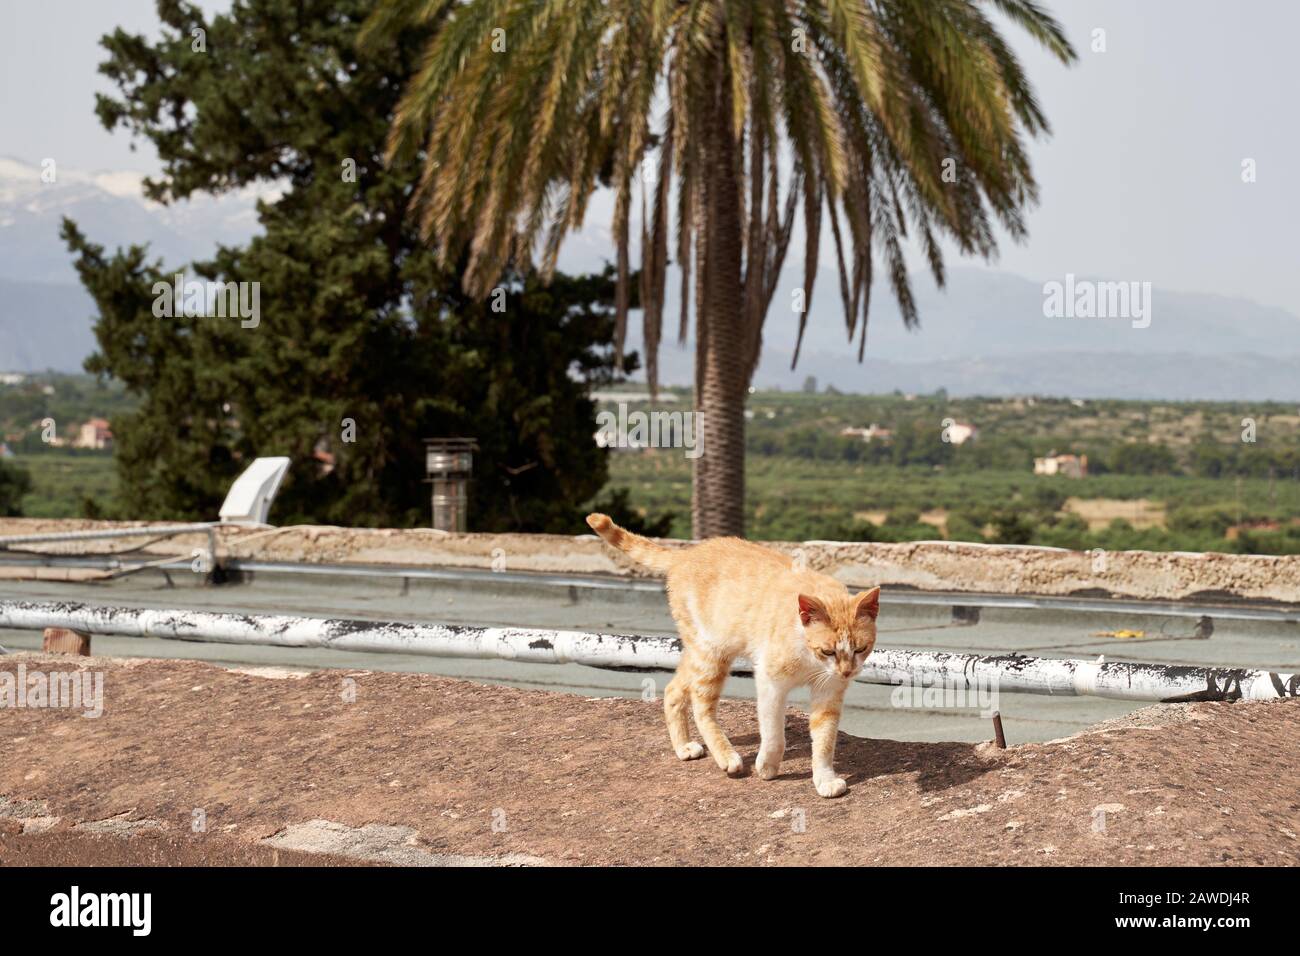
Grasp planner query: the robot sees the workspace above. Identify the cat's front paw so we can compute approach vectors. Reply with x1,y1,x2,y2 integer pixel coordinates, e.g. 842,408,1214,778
675,742,706,760
755,756,782,780
815,776,848,799
725,753,746,777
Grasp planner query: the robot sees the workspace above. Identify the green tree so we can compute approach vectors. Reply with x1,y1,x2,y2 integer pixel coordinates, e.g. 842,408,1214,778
0,459,33,516
1025,482,1068,513
890,420,953,467
990,508,1034,545
944,510,986,544
364,0,1075,537
1109,442,1179,476
66,0,632,531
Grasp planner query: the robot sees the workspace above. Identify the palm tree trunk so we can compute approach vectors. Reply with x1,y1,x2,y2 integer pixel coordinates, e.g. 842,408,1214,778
691,48,747,539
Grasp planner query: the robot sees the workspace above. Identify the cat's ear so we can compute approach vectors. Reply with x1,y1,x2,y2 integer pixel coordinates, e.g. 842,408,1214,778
797,594,830,627
854,587,881,621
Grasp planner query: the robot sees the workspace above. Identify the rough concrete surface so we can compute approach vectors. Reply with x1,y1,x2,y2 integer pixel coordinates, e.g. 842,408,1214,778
2,653,1297,867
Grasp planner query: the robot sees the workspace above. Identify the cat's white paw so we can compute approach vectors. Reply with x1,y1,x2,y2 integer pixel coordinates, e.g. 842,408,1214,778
676,742,706,760
815,776,848,799
725,753,746,777
755,756,781,780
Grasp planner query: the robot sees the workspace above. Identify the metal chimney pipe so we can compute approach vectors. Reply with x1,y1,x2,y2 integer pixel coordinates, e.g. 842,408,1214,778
424,438,477,532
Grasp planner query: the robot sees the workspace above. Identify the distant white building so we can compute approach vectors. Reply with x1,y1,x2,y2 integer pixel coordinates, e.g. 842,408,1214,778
1034,453,1088,478
74,418,113,450
589,390,680,404
945,421,978,445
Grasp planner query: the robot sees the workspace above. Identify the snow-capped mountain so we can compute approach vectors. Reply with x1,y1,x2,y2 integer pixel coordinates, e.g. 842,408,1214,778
0,155,269,284
0,156,271,373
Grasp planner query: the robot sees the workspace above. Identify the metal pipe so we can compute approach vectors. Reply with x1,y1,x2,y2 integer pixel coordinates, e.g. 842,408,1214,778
0,600,682,670
424,438,476,533
0,525,220,579
3,552,1298,623
0,523,217,547
859,646,1300,701
100,552,202,581
1,600,1296,703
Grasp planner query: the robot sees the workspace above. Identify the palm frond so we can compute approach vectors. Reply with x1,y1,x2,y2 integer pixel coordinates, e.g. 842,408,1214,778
366,0,1075,376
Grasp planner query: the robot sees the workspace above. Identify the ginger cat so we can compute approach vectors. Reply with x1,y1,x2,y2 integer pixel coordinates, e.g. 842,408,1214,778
586,513,880,798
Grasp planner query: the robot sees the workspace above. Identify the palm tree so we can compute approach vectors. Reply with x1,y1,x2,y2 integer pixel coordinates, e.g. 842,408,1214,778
362,0,1075,538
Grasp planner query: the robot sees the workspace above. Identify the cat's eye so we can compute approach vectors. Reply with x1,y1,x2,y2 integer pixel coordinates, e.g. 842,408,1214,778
820,648,836,657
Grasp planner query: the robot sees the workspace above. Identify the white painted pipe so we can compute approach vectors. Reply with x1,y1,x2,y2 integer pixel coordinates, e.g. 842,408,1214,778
0,600,1295,703
0,600,682,670
860,648,1298,703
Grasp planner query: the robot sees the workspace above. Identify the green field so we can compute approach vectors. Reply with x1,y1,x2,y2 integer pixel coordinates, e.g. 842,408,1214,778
0,373,133,519
6,378,1300,555
609,453,1300,552
10,453,119,519
601,388,1300,555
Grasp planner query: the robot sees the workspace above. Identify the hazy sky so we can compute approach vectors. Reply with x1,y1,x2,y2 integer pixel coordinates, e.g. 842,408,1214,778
3,0,1298,317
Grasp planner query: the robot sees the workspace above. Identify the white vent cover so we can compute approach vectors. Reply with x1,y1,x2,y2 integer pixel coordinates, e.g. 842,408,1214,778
219,457,291,525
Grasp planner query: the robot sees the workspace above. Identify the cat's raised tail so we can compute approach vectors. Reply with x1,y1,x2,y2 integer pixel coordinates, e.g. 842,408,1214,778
585,513,676,572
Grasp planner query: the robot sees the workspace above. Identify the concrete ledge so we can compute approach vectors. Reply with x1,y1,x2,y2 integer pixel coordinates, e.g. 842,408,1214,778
2,518,1298,605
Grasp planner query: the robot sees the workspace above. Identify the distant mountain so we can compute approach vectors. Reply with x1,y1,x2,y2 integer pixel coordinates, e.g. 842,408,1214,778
781,266,1300,362
610,263,1300,401
0,279,98,373
0,156,267,283
0,156,270,373
4,155,1298,398
644,345,1300,402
